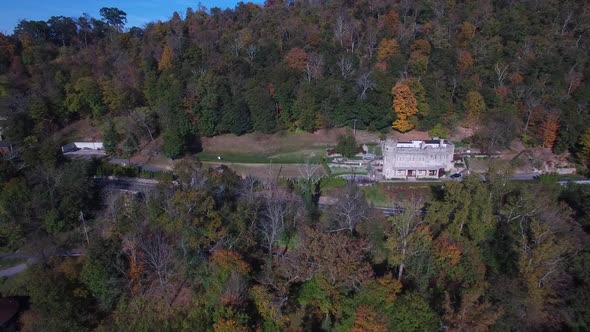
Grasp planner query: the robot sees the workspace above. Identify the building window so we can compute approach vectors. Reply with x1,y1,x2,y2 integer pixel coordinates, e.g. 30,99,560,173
429,170,437,176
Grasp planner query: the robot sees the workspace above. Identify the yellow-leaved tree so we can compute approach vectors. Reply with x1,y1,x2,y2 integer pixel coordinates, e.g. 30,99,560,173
158,46,174,72
376,38,400,71
463,91,485,126
392,81,418,132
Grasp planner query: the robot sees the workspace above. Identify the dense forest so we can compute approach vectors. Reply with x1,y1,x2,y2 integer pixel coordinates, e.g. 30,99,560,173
0,1,589,158
1,0,590,331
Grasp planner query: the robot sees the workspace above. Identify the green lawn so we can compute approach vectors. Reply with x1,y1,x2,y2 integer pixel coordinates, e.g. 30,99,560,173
330,166,368,175
319,177,348,189
366,143,382,156
363,186,389,206
196,147,327,164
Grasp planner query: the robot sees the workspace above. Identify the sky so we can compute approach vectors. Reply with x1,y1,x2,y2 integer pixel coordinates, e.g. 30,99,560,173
0,0,256,34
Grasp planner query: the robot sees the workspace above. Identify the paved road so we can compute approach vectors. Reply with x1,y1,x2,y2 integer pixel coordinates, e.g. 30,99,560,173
0,253,37,278
0,262,30,277
94,177,161,193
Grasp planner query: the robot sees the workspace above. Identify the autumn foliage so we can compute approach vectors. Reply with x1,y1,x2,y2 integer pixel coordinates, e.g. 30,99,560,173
285,47,308,71
378,10,400,36
542,113,559,149
213,319,248,332
351,305,388,332
392,81,418,132
457,49,474,74
158,46,174,71
463,90,485,125
376,38,400,70
434,234,462,267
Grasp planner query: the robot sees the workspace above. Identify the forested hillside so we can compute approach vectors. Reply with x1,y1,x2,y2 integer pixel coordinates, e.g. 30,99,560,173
1,1,590,331
0,1,589,158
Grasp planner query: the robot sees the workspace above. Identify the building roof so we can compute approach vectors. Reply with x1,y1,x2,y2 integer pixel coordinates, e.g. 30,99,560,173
0,297,19,326
384,138,453,150
390,164,447,170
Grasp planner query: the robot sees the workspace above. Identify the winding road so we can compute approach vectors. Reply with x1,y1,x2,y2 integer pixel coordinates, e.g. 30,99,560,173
0,253,36,278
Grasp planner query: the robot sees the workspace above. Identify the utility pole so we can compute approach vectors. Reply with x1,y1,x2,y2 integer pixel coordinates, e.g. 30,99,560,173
353,119,358,137
80,211,90,246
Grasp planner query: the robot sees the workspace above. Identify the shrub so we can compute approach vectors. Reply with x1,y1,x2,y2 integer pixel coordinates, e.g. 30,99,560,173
336,134,358,158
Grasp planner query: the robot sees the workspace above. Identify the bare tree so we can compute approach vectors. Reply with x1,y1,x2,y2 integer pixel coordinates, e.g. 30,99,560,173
260,194,289,256
229,37,245,56
258,180,299,256
337,56,355,80
2,146,27,171
494,63,509,87
356,72,376,100
138,229,178,306
334,15,346,47
364,31,377,59
523,96,540,133
129,107,157,143
305,53,324,82
565,64,582,96
238,175,259,205
245,44,258,64
297,158,322,183
326,182,369,234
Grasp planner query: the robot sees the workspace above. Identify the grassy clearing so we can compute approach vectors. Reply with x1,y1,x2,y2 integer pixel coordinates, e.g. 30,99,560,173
330,166,368,175
366,144,382,156
197,129,381,164
363,186,389,206
197,147,327,164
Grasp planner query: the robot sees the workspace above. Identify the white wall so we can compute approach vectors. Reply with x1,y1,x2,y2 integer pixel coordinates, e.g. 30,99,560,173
73,142,104,150
62,142,104,153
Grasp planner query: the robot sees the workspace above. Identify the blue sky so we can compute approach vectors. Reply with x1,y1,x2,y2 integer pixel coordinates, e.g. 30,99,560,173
0,0,257,34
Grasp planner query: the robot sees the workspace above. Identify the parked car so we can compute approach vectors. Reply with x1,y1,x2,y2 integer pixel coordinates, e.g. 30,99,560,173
450,173,462,179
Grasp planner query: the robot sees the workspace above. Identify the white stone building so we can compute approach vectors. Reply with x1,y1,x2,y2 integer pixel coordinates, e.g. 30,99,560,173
382,139,454,179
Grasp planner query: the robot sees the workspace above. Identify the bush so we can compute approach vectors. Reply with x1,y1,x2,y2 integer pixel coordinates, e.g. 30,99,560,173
95,162,140,177
336,134,358,158
429,123,449,139
140,169,174,181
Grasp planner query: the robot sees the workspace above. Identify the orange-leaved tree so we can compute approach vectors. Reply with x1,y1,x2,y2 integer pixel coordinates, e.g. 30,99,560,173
377,10,400,36
351,305,388,332
542,113,559,149
392,81,418,132
457,49,474,75
285,47,308,71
